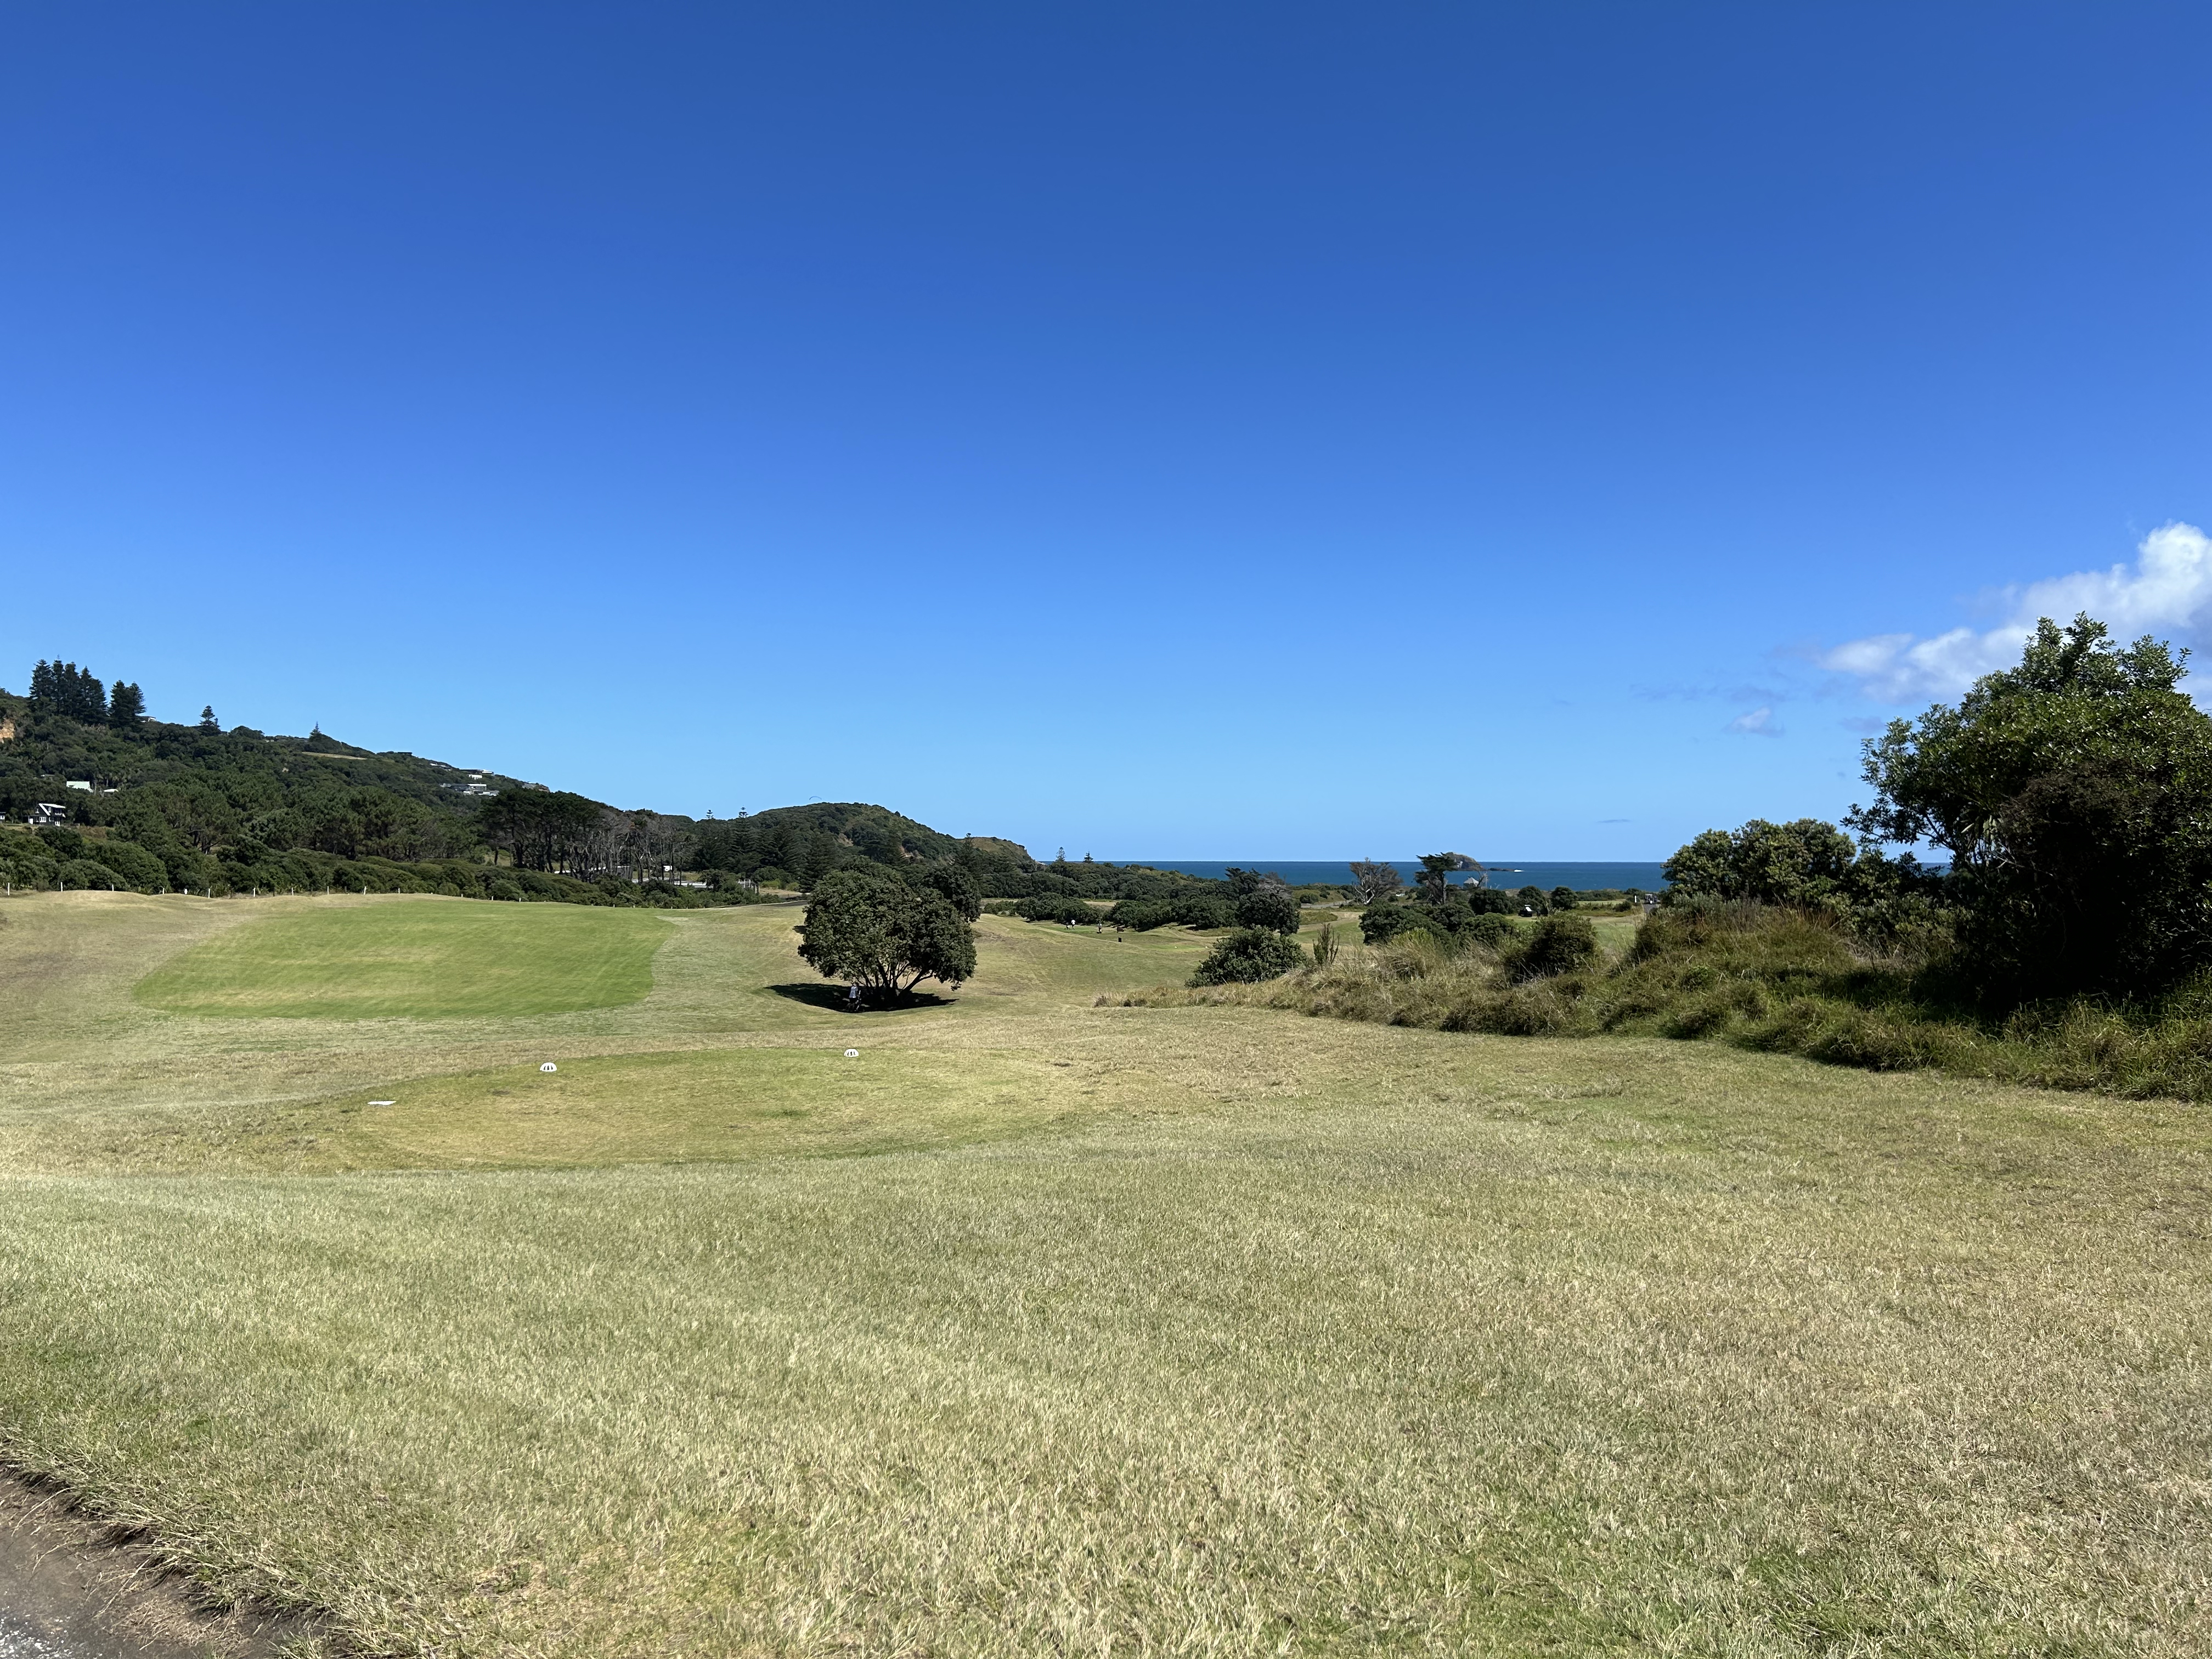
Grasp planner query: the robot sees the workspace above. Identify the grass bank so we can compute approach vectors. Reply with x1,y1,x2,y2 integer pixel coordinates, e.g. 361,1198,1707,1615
1135,904,2212,1102
1,892,2208,1655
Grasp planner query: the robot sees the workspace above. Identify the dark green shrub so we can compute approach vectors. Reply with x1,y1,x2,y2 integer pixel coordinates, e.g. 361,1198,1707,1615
1234,885,1301,935
1359,902,1447,945
1665,819,1858,909
1550,885,1578,912
1107,896,1234,931
0,838,60,890
1463,885,1517,916
1014,895,1097,925
1189,927,1307,986
1463,913,1523,951
89,838,169,891
489,879,524,901
1223,867,1285,898
157,846,220,891
911,860,984,922
1105,899,1170,929
1502,914,1600,981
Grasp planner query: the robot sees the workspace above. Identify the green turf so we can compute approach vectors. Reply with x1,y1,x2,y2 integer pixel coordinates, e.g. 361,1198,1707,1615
130,899,673,1019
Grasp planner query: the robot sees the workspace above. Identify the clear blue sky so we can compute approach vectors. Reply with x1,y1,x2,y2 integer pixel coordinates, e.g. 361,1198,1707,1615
5,3,2209,858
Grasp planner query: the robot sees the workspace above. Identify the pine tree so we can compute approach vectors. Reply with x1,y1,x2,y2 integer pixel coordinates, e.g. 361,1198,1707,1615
29,661,54,706
198,706,219,733
45,663,106,721
108,681,146,729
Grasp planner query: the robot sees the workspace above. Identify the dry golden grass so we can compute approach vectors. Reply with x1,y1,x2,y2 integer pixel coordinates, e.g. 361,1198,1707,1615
0,891,2207,1656
0,894,1210,1170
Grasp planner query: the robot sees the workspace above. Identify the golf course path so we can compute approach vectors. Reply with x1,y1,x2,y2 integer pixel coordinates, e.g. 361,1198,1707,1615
0,1480,304,1659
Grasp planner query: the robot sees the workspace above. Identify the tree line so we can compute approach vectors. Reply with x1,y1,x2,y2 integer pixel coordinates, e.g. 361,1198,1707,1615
1,663,1210,911
28,660,145,728
692,806,1220,904
1,663,734,904
1662,613,2211,1007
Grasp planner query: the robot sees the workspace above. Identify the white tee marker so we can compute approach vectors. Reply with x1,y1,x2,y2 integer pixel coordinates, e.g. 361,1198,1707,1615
541,1062,558,1073
845,1049,859,1058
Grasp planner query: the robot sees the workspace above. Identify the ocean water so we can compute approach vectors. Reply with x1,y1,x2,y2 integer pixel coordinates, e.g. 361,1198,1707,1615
1128,860,1668,892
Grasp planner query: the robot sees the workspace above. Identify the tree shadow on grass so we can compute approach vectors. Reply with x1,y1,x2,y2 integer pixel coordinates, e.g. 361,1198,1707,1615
763,983,957,1013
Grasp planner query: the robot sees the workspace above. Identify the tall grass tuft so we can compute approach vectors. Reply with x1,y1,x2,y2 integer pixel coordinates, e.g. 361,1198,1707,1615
1120,901,2212,1103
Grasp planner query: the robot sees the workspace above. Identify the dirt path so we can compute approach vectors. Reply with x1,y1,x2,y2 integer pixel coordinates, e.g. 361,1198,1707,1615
0,1479,312,1658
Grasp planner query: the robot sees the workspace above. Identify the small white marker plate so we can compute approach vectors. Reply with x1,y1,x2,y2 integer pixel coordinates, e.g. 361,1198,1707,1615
368,1100,396,1107
844,1049,859,1058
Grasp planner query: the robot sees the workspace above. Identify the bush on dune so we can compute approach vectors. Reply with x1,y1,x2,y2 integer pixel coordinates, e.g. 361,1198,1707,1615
1502,913,1599,982
1122,890,2212,1103
1188,928,1308,986
1357,901,1449,946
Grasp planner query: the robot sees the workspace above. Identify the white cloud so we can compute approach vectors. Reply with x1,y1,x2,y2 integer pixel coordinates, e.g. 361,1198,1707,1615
1728,706,1780,736
1824,522,2212,702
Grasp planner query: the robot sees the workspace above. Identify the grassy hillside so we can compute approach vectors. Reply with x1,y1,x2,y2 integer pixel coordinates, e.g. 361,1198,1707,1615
1,894,2207,1656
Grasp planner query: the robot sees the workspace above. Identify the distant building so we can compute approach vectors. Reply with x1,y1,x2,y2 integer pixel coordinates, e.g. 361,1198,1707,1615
64,780,92,792
30,803,69,826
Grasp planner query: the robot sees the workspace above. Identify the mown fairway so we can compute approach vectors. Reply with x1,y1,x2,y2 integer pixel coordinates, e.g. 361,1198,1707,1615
132,899,673,1019
0,892,2208,1657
